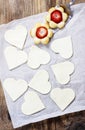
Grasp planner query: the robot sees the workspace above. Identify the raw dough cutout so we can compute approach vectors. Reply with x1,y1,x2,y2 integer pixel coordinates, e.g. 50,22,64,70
21,91,45,115
3,78,28,101
50,88,75,110
27,46,50,69
28,70,51,94
4,25,27,49
51,36,73,59
51,61,74,84
4,46,27,70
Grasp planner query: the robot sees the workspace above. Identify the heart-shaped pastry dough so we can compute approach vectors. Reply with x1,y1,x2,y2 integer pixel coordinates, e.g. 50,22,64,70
21,91,45,115
28,70,51,94
51,36,73,59
50,88,75,110
4,46,27,70
51,61,74,84
3,78,28,101
27,46,50,69
4,25,27,49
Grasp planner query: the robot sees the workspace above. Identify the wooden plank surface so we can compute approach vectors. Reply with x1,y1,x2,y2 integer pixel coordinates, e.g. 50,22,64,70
0,0,85,130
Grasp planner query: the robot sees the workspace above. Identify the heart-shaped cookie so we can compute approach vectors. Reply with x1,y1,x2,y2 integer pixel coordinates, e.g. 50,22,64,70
28,70,51,94
3,78,28,101
4,46,27,70
4,25,27,49
51,61,74,84
50,88,75,110
51,36,73,59
27,46,50,69
21,91,45,115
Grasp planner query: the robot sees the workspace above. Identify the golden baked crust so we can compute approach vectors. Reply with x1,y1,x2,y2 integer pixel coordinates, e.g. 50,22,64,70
30,23,53,45
46,6,68,29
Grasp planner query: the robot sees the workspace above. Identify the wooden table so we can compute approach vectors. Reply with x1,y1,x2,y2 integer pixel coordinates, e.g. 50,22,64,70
0,0,85,130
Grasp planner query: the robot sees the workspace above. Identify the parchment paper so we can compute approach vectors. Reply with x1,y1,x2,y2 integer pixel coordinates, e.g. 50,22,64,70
0,3,85,128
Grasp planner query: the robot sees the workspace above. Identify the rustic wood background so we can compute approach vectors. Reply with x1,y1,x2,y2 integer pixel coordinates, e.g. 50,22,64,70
0,0,85,130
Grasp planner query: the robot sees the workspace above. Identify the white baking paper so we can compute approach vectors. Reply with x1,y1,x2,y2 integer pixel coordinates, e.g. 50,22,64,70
0,3,85,128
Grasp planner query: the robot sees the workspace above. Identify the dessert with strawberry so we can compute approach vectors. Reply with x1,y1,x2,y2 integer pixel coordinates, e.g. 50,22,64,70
30,23,53,44
46,6,68,29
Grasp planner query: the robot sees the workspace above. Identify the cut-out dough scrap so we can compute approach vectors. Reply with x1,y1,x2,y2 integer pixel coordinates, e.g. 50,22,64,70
51,36,73,59
50,88,75,111
51,61,74,84
27,46,50,69
28,70,51,94
4,46,27,70
21,91,45,115
4,25,27,49
3,78,28,101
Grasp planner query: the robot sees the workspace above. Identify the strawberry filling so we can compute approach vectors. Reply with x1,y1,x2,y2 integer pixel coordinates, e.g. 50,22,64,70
36,26,48,39
51,10,62,23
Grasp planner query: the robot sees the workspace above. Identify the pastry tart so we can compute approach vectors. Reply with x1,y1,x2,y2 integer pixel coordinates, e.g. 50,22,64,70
46,6,68,29
30,23,53,45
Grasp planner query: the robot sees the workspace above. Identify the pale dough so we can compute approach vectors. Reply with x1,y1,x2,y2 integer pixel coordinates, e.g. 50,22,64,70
27,46,50,69
4,25,27,49
51,61,74,84
4,46,27,70
51,36,73,59
3,78,28,101
28,70,51,94
21,91,45,115
50,88,75,110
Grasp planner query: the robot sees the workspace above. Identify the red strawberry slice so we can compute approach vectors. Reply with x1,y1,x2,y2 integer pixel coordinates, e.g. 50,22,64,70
36,26,48,39
51,10,62,23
